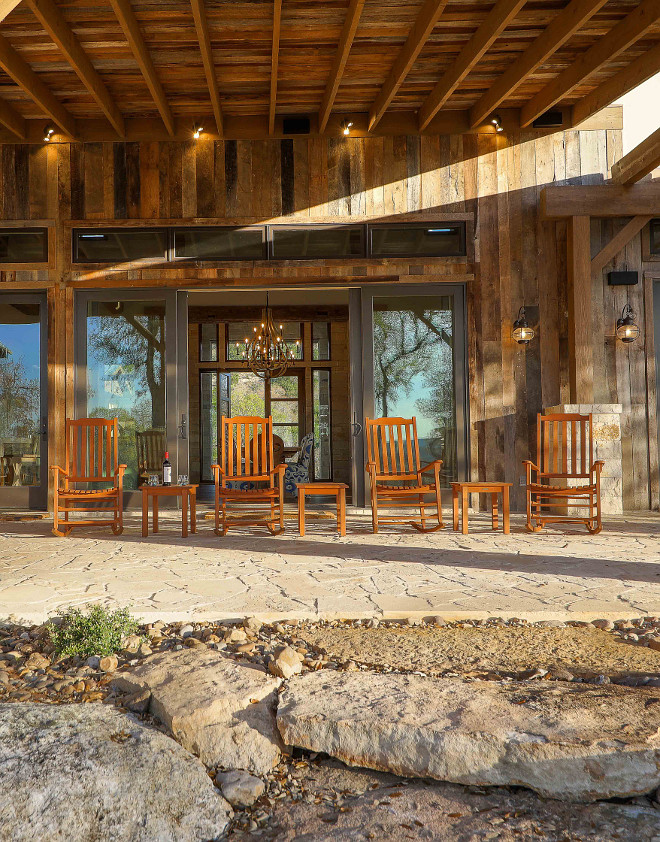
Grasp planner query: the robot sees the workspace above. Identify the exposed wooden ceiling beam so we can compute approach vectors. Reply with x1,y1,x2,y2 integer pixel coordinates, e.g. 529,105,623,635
0,31,77,138
368,0,449,132
469,0,608,129
318,0,365,134
542,184,660,218
572,41,660,127
108,0,175,136
269,0,282,135
26,0,125,137
0,0,22,21
0,95,26,138
190,0,223,136
611,128,660,186
418,0,525,131
521,0,660,128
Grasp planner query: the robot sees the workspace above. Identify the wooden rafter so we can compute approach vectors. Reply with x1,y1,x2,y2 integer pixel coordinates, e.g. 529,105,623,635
26,0,125,138
108,0,175,136
269,0,282,136
318,0,365,134
572,41,660,127
368,0,449,132
611,128,660,186
521,0,660,128
591,216,653,275
190,0,223,136
0,31,77,138
469,0,608,129
418,0,525,131
0,94,26,138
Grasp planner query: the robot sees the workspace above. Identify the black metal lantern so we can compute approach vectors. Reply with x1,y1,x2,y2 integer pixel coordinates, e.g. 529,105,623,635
512,306,535,345
615,303,640,343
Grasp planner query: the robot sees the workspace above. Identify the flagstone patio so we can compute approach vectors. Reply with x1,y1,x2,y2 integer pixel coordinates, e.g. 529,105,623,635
1,510,659,625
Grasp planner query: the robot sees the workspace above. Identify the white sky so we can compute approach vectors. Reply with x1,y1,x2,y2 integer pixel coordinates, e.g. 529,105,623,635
616,72,660,155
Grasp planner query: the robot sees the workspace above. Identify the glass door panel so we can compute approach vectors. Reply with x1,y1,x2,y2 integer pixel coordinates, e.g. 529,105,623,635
85,300,166,490
76,290,183,505
362,285,467,488
0,295,47,508
313,370,331,480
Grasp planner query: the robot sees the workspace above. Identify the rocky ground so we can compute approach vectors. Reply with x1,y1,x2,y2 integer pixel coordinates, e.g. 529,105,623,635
1,614,660,840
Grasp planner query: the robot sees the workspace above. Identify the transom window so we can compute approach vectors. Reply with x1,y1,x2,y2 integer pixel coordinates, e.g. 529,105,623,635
0,228,48,263
651,219,660,255
72,222,467,263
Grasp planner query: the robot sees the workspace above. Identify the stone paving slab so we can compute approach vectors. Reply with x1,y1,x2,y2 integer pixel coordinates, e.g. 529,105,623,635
0,511,659,624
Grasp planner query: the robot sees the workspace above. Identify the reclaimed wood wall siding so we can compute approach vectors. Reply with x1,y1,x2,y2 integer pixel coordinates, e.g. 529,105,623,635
0,129,642,509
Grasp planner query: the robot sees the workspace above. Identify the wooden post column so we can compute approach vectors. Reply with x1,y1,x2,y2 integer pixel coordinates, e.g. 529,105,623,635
567,215,593,404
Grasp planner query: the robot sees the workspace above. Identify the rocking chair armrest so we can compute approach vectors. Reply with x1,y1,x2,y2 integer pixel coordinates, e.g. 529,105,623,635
50,465,67,476
272,463,287,477
211,464,225,481
419,459,443,475
592,460,605,474
114,464,127,477
366,461,378,475
523,460,539,473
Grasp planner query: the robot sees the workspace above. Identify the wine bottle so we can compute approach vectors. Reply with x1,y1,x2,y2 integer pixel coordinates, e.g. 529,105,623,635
162,451,172,486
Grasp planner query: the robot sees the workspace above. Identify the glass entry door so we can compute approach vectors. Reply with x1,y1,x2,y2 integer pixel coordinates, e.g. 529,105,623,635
0,294,47,509
360,284,468,500
75,290,187,505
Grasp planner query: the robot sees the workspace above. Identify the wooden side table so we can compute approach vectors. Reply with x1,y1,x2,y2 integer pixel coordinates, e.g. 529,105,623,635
141,484,198,538
451,482,512,535
297,482,348,536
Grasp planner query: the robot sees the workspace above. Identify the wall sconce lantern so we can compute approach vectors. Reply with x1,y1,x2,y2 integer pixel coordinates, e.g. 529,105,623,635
512,306,535,345
490,114,504,133
193,123,204,139
615,303,640,343
340,119,354,136
43,125,55,142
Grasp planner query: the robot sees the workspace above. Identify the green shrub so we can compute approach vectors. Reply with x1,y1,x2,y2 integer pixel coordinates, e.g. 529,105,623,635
49,605,140,658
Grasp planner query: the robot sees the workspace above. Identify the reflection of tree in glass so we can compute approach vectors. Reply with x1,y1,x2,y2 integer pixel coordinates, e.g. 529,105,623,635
374,308,451,417
0,356,39,438
88,312,165,428
374,306,456,480
88,311,165,489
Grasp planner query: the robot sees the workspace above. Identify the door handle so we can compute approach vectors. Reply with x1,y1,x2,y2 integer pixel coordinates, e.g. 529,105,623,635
178,413,187,440
41,416,48,438
351,412,362,437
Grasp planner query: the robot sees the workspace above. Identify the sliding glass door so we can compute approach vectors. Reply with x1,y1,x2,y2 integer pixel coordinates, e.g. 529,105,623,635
0,294,47,509
75,290,188,505
360,284,468,500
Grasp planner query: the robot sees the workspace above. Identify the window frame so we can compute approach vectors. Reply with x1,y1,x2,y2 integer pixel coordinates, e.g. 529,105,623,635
269,224,366,261
0,227,49,264
368,221,467,259
172,226,267,262
72,227,169,264
651,219,660,256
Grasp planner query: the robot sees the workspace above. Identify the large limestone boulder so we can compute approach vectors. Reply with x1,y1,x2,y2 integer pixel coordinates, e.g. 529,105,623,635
277,672,660,802
113,647,282,774
0,702,232,842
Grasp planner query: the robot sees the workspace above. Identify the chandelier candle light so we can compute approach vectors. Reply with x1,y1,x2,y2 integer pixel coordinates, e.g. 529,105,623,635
237,293,299,379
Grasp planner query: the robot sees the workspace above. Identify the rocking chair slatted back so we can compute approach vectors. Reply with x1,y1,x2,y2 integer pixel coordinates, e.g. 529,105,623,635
537,413,593,479
136,428,165,474
65,417,118,484
366,417,421,481
221,416,273,482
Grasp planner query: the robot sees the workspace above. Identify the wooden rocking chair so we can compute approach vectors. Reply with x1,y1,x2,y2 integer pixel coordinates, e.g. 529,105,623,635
136,428,166,486
212,416,286,536
524,413,604,535
51,418,126,537
365,416,444,533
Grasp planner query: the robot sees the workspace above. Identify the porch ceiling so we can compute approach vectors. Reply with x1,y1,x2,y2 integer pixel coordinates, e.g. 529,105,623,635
0,0,657,141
